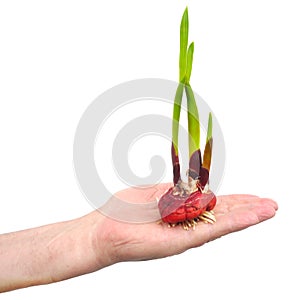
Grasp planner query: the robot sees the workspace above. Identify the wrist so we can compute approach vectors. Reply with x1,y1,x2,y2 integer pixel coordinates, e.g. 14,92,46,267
46,212,114,283
87,210,121,267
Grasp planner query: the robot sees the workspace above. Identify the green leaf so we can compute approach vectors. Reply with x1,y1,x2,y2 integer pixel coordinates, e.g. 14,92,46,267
206,112,213,142
179,7,189,82
185,84,200,157
203,113,213,171
172,83,184,155
185,42,194,84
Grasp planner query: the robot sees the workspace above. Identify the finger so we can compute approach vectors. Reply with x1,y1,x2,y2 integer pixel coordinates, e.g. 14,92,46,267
172,196,278,250
258,197,278,211
247,200,278,222
218,194,259,200
216,194,259,207
215,194,278,214
208,201,277,243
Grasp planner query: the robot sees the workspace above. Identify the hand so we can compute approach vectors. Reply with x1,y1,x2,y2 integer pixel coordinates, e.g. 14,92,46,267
0,183,278,292
93,183,278,263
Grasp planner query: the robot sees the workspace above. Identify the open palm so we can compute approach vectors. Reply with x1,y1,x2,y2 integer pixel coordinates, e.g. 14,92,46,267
94,183,278,263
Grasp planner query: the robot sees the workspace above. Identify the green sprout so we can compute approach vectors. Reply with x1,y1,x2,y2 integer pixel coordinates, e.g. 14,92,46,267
171,7,213,187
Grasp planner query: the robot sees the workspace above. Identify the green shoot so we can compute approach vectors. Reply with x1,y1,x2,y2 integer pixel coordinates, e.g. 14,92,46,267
203,113,213,171
179,7,189,83
206,112,213,143
172,7,213,184
185,42,194,84
172,83,184,155
185,84,200,157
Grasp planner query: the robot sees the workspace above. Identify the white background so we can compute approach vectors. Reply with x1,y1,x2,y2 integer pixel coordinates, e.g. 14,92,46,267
0,0,299,299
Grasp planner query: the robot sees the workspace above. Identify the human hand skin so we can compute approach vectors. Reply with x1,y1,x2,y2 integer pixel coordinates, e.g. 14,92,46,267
0,183,278,292
96,183,278,262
